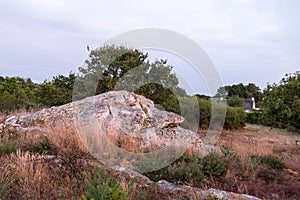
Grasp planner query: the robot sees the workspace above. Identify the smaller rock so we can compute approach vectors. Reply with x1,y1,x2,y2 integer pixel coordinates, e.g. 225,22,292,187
111,166,262,200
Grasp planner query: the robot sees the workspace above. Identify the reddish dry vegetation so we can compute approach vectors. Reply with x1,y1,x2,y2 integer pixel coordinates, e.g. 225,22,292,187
1,110,300,200
0,123,171,200
214,124,300,199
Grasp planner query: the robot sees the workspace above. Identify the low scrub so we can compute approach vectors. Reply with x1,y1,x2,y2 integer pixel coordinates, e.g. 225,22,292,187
180,97,246,130
0,141,16,154
224,106,246,129
144,146,300,199
24,138,52,154
249,154,286,169
82,167,127,200
144,152,228,188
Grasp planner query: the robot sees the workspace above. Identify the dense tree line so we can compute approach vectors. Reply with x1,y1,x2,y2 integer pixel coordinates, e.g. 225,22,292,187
215,83,263,107
214,72,300,130
250,72,300,129
0,73,76,112
4,46,298,131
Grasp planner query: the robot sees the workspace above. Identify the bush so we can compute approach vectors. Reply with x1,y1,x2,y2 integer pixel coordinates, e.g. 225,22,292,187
260,72,300,129
144,152,228,188
203,153,227,177
144,155,208,187
246,110,262,124
227,96,243,107
197,98,211,129
177,97,246,130
24,138,52,154
83,167,127,200
0,142,17,154
224,106,246,129
249,155,286,169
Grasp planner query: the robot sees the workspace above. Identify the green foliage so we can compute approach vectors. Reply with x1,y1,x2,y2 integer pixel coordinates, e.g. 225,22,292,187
197,98,211,129
0,73,75,112
75,45,147,99
249,154,286,169
182,96,245,130
227,96,243,107
135,83,181,114
145,155,208,187
76,45,186,114
261,71,300,129
246,110,263,124
224,106,246,129
144,152,228,188
203,153,227,177
25,138,52,154
36,73,75,107
0,141,17,154
83,167,127,200
215,83,262,102
0,77,38,112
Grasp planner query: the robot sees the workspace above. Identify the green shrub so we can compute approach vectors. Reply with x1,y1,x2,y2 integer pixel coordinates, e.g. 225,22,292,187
144,154,208,187
228,96,243,107
0,142,17,154
203,153,227,177
167,157,207,186
224,106,246,129
83,167,127,200
260,72,300,129
257,168,281,183
144,152,228,188
246,110,262,124
25,138,52,154
198,98,211,129
179,96,200,131
249,155,286,169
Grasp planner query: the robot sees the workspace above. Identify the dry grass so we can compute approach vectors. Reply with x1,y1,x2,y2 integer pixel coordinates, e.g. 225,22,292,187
0,150,96,199
0,122,164,199
218,124,300,158
213,124,300,199
46,124,88,156
0,126,102,200
2,108,300,200
0,121,97,199
0,111,5,124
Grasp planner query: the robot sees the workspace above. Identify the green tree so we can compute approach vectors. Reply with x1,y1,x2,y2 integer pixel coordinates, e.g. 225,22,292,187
52,73,75,105
76,45,147,99
216,83,261,100
36,73,75,106
76,45,186,113
0,77,38,111
36,81,57,107
261,71,300,129
227,95,243,107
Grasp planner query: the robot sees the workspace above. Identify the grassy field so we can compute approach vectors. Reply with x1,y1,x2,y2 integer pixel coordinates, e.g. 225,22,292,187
215,125,300,199
1,109,300,199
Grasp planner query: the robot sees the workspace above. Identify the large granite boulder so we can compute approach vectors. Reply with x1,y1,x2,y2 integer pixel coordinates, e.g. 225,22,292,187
0,91,262,199
1,91,216,170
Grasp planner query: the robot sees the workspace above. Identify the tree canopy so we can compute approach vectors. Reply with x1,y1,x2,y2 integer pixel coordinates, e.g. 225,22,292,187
75,45,186,113
216,83,261,100
6,45,296,131
261,71,300,129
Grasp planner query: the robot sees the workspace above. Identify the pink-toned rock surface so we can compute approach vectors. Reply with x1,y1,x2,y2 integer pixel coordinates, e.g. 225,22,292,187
2,91,211,156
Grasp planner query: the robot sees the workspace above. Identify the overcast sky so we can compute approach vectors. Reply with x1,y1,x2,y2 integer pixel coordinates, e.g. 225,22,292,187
0,0,299,94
